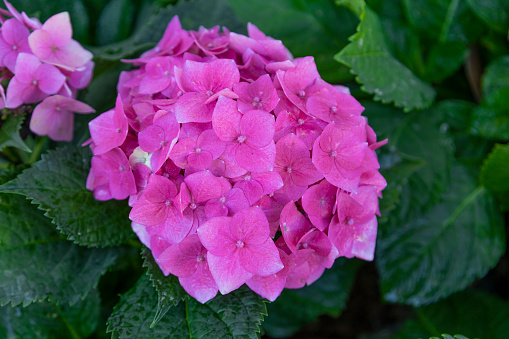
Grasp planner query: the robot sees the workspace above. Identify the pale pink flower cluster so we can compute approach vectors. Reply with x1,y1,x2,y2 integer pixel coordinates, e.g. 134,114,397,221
0,1,94,141
86,16,387,303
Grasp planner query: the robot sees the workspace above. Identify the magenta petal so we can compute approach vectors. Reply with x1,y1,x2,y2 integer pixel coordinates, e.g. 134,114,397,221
179,264,218,303
240,110,275,148
212,96,241,142
197,216,236,256
175,92,214,123
235,142,276,173
184,170,222,203
280,201,313,252
41,12,72,45
158,244,198,277
36,64,65,94
207,252,253,295
187,151,213,170
139,125,165,153
240,239,284,276
302,180,336,231
230,207,270,245
290,157,323,186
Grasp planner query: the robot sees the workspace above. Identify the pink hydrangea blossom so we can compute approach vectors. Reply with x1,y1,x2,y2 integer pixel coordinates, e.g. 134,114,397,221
86,16,386,303
0,1,94,141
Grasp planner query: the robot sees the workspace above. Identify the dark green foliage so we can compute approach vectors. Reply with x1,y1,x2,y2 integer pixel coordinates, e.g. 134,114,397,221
0,289,101,338
0,147,134,247
393,290,509,339
141,247,187,327
262,258,360,338
0,193,118,306
481,144,509,193
107,274,267,339
377,165,505,306
0,114,31,153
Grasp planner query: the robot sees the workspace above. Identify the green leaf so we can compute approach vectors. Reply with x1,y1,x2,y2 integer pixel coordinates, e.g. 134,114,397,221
466,0,509,34
377,165,506,306
393,290,509,339
0,146,134,247
141,247,187,327
228,0,358,83
430,335,471,339
0,289,100,339
96,0,136,45
470,90,509,141
0,114,31,153
481,56,509,98
107,274,267,339
262,258,359,338
335,0,436,111
0,193,118,306
481,144,509,192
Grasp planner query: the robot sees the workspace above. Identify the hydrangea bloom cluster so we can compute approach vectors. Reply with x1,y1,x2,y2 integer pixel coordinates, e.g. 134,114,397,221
86,16,387,303
0,1,94,141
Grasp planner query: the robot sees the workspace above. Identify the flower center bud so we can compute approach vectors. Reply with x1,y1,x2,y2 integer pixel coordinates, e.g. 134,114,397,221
32,80,38,86
252,97,261,106
196,255,204,262
236,240,244,248
329,150,337,158
298,90,306,98
190,203,197,210
330,106,337,113
55,106,61,112
118,165,125,172
12,45,17,50
319,198,326,206
237,135,246,143
219,196,226,204
195,147,202,154
206,90,214,97
345,217,354,225
297,118,305,125
243,173,251,181
286,166,292,173
165,199,172,206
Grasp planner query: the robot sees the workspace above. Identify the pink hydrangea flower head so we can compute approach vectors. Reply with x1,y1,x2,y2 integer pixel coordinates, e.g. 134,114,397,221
5,52,65,108
85,18,386,302
28,12,92,70
30,95,94,141
197,207,284,294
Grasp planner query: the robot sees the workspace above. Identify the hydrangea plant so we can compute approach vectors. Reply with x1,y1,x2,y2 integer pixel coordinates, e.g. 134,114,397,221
0,0,508,338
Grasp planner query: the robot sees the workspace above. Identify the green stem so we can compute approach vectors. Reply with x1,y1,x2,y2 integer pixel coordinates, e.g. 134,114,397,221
415,307,440,336
439,0,459,42
28,136,47,164
52,301,81,339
